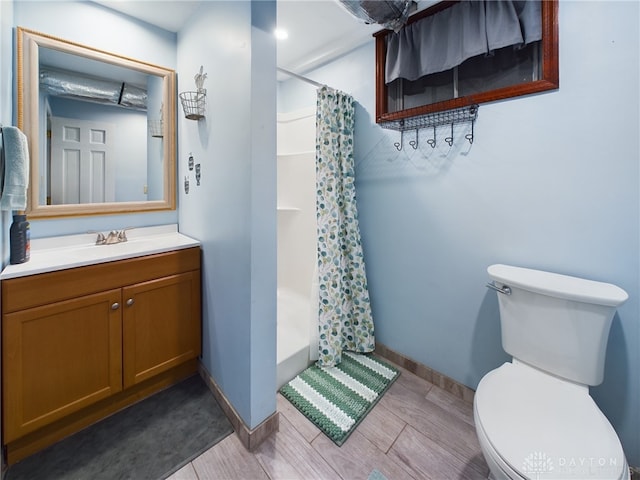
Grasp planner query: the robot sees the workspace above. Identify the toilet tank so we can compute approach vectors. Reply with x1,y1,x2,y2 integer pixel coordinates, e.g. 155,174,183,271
487,264,628,386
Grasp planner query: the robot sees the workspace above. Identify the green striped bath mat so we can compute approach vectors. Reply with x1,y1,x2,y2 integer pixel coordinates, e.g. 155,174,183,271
280,352,400,446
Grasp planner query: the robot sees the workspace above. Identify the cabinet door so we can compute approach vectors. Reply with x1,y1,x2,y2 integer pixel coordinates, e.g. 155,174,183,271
3,289,123,442
122,271,201,388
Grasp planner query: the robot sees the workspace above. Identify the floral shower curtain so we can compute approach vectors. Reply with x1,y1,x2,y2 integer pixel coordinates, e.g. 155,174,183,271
315,85,375,367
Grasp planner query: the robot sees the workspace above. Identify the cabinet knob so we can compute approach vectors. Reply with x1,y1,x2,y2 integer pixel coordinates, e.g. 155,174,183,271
126,298,135,306
111,302,120,310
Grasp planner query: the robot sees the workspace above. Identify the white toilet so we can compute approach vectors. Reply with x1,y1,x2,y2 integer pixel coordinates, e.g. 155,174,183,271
474,264,630,480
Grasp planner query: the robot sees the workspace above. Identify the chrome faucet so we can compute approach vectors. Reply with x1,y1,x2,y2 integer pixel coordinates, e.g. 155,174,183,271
90,228,132,245
94,232,106,245
105,231,123,244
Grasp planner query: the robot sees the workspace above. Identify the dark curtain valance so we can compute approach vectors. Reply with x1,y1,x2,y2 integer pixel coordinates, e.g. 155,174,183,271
385,0,542,84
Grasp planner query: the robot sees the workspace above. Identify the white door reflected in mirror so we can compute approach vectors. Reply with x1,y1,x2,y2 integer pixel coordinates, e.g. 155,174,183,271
50,117,116,205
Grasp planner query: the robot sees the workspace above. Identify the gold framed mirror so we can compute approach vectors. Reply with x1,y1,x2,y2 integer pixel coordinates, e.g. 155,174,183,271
17,27,176,218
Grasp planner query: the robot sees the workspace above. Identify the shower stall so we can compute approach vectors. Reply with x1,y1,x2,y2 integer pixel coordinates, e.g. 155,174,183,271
276,106,317,389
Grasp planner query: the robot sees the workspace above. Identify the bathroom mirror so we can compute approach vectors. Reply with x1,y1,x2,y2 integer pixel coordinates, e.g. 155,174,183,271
17,27,176,218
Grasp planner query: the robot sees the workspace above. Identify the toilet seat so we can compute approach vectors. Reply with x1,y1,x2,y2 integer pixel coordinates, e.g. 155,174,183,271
474,361,629,480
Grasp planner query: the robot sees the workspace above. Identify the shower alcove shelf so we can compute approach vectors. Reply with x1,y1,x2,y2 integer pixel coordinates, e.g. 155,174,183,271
277,206,302,212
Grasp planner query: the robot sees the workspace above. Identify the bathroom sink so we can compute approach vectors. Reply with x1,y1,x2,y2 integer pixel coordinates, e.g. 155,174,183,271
0,225,201,280
67,232,199,263
69,238,162,260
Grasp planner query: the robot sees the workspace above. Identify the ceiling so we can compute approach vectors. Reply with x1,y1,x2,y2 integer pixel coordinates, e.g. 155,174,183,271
92,1,202,33
93,0,437,75
276,0,381,74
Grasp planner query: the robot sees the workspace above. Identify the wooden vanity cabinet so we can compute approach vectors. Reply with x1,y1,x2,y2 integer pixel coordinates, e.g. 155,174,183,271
1,247,201,463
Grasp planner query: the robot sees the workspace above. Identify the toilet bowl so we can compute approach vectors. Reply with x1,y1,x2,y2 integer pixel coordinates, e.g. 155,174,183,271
475,361,629,480
476,264,629,480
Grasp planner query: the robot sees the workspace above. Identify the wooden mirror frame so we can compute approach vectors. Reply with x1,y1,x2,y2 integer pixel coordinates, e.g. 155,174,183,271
17,27,176,218
374,0,559,123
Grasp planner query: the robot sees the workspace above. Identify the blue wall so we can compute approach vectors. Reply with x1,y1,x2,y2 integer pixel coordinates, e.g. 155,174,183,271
177,1,277,428
280,0,639,465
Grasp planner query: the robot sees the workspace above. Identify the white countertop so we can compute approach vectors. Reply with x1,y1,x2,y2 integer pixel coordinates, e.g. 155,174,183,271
1,224,200,280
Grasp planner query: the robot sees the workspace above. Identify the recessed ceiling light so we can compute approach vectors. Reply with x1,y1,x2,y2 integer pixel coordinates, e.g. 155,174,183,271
274,28,289,40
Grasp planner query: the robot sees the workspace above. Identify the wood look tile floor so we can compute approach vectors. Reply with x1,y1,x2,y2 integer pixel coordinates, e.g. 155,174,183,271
166,361,490,480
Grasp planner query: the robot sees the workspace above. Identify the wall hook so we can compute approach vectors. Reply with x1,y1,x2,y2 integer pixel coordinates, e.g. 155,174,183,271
445,123,454,147
409,129,419,149
427,126,436,148
465,120,475,145
184,176,190,194
394,129,404,151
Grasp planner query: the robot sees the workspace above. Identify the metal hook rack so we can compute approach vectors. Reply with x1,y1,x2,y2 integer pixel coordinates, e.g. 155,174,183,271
380,104,478,150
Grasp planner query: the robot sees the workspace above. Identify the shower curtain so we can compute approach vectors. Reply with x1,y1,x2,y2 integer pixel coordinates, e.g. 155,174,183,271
315,85,375,367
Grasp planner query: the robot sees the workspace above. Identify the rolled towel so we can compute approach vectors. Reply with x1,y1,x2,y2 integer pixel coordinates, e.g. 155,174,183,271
0,126,30,211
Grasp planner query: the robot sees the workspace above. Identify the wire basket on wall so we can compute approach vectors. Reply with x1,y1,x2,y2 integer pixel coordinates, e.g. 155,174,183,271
148,119,163,137
179,89,206,120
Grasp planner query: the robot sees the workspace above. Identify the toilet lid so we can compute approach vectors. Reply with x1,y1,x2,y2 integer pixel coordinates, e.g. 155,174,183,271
475,362,628,480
